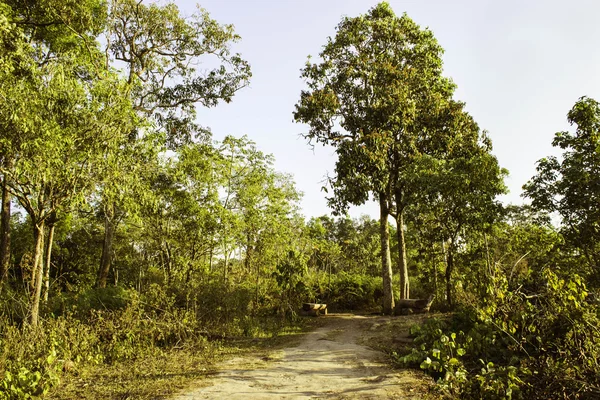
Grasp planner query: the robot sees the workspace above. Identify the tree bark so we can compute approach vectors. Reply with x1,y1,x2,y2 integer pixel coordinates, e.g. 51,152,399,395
379,195,395,314
164,241,172,284
254,247,260,312
0,173,11,288
245,232,253,273
396,210,410,300
439,241,447,299
43,220,56,302
96,203,116,288
446,246,454,308
29,222,45,326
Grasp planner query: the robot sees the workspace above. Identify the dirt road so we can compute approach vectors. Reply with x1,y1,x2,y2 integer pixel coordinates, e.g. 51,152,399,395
173,314,432,399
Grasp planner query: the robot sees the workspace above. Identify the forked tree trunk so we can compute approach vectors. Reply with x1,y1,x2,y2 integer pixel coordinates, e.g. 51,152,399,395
0,173,11,288
97,203,116,288
379,195,395,314
29,223,45,326
396,210,410,300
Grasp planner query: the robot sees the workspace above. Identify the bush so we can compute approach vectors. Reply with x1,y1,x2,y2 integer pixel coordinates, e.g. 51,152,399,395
305,272,382,312
47,286,134,318
395,269,600,399
0,292,213,399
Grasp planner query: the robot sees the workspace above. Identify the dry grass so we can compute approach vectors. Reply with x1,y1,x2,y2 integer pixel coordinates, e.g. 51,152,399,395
49,320,318,399
46,315,441,399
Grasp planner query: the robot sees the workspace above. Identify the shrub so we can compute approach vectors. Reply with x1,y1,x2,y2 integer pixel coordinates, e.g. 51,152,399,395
395,269,600,399
305,272,381,312
0,293,213,398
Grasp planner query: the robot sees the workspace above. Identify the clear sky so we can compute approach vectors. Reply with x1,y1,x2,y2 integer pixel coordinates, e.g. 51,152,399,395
175,0,600,219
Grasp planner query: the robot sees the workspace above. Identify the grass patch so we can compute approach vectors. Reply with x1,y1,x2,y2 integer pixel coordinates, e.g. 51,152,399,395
49,319,318,399
53,349,219,400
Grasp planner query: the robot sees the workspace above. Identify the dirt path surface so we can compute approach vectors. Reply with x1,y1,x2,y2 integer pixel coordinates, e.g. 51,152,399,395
173,314,432,399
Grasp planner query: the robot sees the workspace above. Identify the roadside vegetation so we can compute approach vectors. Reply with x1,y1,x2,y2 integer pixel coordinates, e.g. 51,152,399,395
0,1,599,399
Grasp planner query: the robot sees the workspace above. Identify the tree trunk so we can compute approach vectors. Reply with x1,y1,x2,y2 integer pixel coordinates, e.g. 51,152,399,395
29,222,45,327
223,243,229,283
396,210,410,300
43,221,56,302
0,173,11,288
245,232,253,273
164,241,172,284
254,252,260,312
439,241,447,300
138,251,145,292
483,231,492,292
379,195,395,314
96,203,116,288
446,246,454,308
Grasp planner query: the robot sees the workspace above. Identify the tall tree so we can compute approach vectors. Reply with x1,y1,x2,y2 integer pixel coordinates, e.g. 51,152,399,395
408,132,507,306
94,0,252,287
294,2,457,311
138,136,302,290
0,2,32,289
0,0,107,293
388,97,469,300
524,97,600,283
1,59,135,325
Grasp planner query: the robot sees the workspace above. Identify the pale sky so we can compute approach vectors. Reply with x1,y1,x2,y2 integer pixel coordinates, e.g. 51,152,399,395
176,0,600,219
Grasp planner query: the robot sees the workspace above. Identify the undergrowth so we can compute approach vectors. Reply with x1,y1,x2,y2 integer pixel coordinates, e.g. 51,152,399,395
0,266,374,399
0,280,310,399
393,269,600,399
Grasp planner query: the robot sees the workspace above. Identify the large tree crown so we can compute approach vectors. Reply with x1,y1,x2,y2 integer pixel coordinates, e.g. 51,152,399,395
294,2,450,146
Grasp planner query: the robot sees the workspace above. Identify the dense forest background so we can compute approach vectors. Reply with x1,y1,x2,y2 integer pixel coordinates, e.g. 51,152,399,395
0,1,599,399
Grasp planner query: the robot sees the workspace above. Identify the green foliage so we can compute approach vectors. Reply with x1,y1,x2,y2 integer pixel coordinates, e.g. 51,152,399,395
396,267,600,399
406,139,507,306
274,250,307,290
0,320,64,399
322,272,382,311
2,2,600,399
108,0,251,146
395,319,469,396
306,215,380,276
0,291,213,398
273,250,309,317
294,2,503,305
525,97,600,283
49,286,134,317
0,365,59,400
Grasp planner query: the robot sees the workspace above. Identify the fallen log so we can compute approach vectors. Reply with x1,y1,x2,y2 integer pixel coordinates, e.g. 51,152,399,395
395,295,434,315
300,303,328,316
